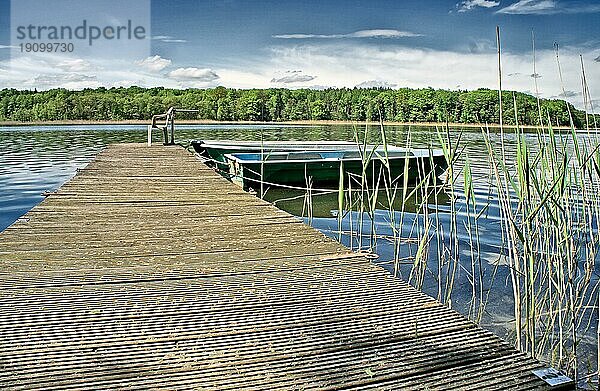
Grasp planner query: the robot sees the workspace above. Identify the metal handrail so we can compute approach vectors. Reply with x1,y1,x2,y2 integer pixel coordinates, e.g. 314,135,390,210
148,107,199,145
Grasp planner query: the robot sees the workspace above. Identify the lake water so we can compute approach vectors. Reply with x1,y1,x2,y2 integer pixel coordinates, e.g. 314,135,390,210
0,123,598,384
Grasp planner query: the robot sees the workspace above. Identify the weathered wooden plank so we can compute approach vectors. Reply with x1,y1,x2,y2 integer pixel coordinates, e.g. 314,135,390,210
0,143,555,390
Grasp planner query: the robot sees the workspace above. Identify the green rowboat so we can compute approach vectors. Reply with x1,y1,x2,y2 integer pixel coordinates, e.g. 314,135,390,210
224,149,447,190
191,140,447,190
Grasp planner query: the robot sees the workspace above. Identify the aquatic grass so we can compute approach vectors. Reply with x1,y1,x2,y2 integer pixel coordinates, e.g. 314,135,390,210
238,30,600,383
481,31,600,383
390,126,412,278
462,157,485,321
337,160,344,242
332,31,599,381
292,115,598,382
436,125,463,306
260,129,265,199
303,165,314,224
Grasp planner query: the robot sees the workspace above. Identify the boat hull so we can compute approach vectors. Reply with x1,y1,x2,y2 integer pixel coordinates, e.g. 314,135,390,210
192,140,448,190
229,154,447,190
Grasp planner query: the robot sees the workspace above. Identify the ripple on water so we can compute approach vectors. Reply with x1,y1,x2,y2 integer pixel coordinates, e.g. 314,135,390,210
1,124,597,378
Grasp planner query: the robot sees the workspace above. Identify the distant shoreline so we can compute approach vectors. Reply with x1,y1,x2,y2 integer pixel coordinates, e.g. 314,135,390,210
0,119,574,130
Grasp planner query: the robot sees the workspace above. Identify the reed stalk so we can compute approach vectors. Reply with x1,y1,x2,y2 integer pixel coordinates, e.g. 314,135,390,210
283,30,600,383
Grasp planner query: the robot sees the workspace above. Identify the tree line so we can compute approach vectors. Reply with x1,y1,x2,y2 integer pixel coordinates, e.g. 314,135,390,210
0,86,595,128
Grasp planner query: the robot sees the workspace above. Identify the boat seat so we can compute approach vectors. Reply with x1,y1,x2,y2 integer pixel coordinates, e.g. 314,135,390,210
285,152,324,160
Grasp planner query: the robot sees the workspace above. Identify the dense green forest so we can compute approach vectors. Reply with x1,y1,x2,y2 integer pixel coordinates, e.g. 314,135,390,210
0,86,596,127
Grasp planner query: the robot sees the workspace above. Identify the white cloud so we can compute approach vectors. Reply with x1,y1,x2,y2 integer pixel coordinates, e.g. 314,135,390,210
557,90,580,98
264,43,599,110
350,29,422,38
304,85,331,90
457,0,500,12
1,41,598,112
168,67,219,81
215,68,271,89
355,80,397,88
271,70,316,83
497,0,600,14
273,29,422,39
497,0,557,14
2,54,221,90
468,39,496,54
55,59,93,72
111,80,144,88
0,54,177,90
32,73,100,90
151,35,188,43
135,55,172,72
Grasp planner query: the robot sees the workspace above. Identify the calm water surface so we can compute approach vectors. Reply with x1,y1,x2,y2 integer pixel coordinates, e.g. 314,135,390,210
0,123,532,318
0,124,597,381
0,123,444,232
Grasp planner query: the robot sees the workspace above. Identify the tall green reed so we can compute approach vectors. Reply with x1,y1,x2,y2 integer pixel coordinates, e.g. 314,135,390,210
268,28,600,386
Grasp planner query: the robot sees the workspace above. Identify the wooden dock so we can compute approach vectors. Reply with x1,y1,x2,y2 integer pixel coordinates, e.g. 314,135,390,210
0,143,557,390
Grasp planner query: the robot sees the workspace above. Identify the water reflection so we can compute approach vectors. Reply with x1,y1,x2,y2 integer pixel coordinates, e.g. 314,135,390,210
0,123,597,382
0,123,445,231
263,188,452,218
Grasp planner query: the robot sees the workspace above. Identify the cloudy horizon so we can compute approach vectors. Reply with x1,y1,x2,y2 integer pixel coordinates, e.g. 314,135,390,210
0,0,598,110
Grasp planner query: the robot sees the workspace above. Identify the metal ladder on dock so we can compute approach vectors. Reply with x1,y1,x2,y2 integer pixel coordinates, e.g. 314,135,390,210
148,107,198,145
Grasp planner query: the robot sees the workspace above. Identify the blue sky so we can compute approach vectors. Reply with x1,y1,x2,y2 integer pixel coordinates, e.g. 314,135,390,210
1,0,599,108
149,0,598,62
